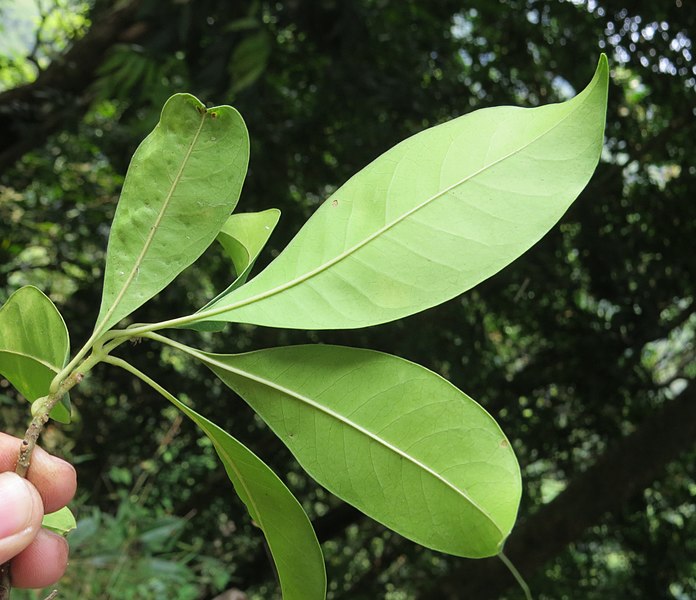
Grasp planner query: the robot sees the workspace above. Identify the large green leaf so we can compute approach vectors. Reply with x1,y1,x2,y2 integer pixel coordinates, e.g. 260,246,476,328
198,344,521,558
95,93,249,335
107,358,326,600
194,56,608,330
0,286,71,422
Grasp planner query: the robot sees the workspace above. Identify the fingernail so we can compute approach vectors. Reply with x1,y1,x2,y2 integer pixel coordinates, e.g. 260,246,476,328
0,472,36,538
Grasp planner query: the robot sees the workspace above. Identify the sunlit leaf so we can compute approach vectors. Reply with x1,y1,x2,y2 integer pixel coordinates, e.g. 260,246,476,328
199,344,521,558
95,93,249,335
196,56,608,330
0,286,71,422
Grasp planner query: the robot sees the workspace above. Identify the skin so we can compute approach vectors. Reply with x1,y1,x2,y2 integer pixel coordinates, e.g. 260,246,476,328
0,432,76,588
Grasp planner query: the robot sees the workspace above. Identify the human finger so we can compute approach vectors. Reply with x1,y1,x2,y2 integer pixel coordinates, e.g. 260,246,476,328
8,529,69,589
0,472,43,564
0,433,76,514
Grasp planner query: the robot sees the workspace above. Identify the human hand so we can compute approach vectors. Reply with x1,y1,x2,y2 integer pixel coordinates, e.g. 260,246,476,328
0,432,76,588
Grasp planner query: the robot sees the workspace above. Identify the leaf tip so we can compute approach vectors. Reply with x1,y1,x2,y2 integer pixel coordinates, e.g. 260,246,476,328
596,52,609,77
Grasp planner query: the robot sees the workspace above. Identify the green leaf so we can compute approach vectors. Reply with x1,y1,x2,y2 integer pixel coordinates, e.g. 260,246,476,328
200,344,521,558
187,209,280,332
181,408,326,599
0,286,71,423
111,359,326,600
195,55,608,330
95,93,250,335
215,208,281,291
42,506,77,536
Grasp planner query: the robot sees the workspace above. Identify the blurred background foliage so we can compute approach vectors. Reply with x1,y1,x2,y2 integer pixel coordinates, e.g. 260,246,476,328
0,0,694,598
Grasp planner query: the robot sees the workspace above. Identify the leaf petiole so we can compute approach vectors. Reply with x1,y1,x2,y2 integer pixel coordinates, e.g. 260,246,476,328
49,331,131,394
498,550,532,600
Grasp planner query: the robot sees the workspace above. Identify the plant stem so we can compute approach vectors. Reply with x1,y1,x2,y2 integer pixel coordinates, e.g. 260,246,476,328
0,349,103,600
498,550,532,600
50,326,131,395
49,330,102,394
16,370,83,477
98,285,265,340
0,374,82,599
140,332,223,369
100,312,212,341
102,356,167,395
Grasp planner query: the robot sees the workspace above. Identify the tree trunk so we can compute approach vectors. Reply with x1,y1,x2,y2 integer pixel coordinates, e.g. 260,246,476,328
0,0,144,173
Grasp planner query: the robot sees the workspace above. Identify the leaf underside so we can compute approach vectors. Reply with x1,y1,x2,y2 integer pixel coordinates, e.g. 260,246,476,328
214,208,281,295
201,344,522,558
95,93,250,335
196,55,608,330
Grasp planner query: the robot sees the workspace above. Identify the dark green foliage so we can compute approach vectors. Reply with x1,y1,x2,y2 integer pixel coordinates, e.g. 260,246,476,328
1,1,694,598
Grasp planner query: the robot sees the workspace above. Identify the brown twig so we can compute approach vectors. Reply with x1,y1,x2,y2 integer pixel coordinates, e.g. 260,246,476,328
0,371,85,599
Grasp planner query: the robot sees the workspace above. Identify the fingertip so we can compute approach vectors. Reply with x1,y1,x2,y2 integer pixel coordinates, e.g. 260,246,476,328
11,529,69,589
27,450,77,514
0,473,43,564
0,434,78,514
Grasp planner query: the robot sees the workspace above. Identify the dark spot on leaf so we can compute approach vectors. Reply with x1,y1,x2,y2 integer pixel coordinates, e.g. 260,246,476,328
332,199,338,207
195,105,206,115
500,439,509,448
210,112,218,119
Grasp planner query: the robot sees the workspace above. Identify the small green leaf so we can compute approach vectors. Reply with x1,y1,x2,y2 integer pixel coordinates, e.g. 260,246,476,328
200,344,521,558
42,506,77,536
188,208,280,332
114,359,326,600
195,56,608,330
0,286,71,423
95,93,250,336
216,209,281,289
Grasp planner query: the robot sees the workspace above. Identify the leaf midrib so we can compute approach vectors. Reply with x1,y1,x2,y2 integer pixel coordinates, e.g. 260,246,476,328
203,75,598,321
96,110,208,335
200,350,504,537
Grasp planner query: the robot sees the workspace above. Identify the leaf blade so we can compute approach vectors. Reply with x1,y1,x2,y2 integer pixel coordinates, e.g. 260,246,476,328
197,56,608,330
0,286,71,422
187,209,281,332
215,208,281,290
42,506,77,536
95,93,250,334
128,366,326,600
200,344,521,558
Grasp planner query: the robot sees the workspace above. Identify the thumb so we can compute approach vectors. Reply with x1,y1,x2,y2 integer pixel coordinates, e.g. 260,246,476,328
0,472,43,564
